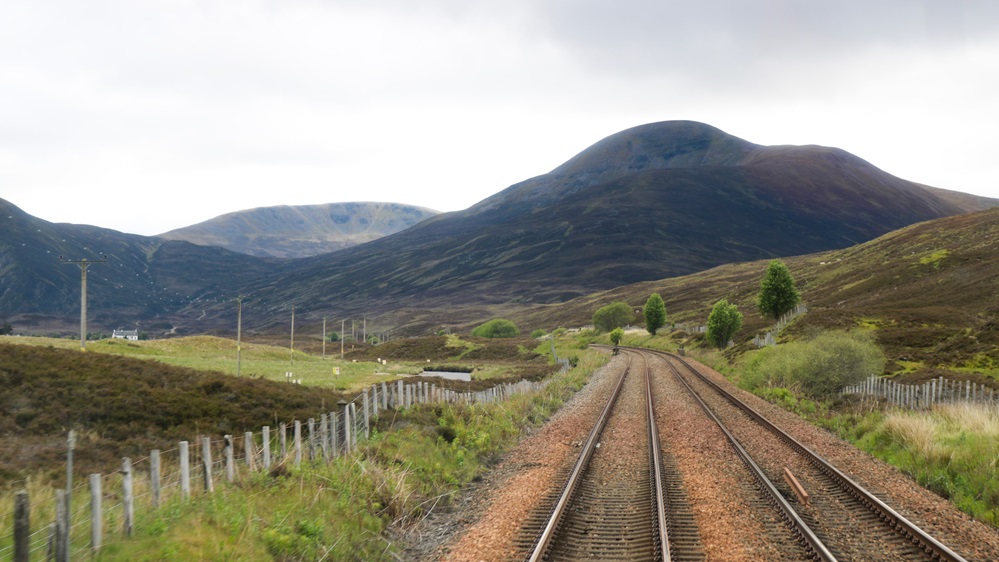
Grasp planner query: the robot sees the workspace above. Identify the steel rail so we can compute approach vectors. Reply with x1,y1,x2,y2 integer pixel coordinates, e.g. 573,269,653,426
655,350,837,562
661,349,969,562
643,351,672,561
525,350,632,562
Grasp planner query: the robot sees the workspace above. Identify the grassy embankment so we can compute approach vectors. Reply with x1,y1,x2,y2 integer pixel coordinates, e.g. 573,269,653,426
0,334,607,560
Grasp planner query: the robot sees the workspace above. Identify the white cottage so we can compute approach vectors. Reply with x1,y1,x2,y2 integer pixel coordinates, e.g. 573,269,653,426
112,329,139,341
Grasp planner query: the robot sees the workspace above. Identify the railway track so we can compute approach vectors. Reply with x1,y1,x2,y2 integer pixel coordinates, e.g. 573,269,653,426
653,349,969,562
512,346,970,561
515,350,703,561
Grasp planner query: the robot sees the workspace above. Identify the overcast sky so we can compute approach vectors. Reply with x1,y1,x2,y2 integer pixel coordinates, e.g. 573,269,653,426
3,0,997,236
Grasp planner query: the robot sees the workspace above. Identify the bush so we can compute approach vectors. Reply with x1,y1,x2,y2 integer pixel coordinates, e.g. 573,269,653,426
592,301,634,332
471,319,520,339
530,329,546,338
743,330,885,398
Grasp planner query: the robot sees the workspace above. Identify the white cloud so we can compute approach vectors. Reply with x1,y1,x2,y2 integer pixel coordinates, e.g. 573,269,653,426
1,0,997,235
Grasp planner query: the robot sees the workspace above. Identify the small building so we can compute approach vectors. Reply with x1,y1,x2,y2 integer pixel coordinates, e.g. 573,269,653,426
112,329,139,341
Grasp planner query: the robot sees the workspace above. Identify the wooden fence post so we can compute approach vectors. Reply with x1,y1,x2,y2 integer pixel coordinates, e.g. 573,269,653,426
202,438,214,493
90,474,102,552
150,449,161,508
180,441,191,499
122,458,134,537
55,489,68,562
279,423,287,461
262,426,271,470
308,418,316,462
381,381,388,410
363,390,371,439
13,490,29,562
294,421,302,467
245,432,256,471
224,435,234,483
329,412,338,457
338,400,348,453
320,414,329,461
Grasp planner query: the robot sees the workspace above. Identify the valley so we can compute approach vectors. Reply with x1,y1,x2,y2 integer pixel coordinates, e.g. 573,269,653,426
1,121,997,560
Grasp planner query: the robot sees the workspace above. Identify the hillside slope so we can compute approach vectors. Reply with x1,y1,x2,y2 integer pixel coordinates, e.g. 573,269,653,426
515,206,999,382
159,202,438,258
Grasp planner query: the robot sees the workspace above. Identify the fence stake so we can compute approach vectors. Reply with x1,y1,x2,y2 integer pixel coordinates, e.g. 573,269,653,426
262,426,271,470
122,458,134,537
224,435,234,483
363,390,371,439
294,421,302,467
202,438,214,493
150,450,161,508
320,414,329,461
329,412,338,457
338,400,349,453
89,474,102,552
55,489,68,562
279,423,287,461
382,381,389,410
180,441,191,499
245,432,256,471
308,418,316,462
14,490,29,562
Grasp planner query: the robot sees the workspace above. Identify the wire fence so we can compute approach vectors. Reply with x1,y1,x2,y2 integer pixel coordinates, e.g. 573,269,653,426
753,303,808,348
841,375,998,410
0,367,565,561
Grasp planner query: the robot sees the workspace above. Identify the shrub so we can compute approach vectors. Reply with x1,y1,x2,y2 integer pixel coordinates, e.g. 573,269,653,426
471,319,520,339
743,330,885,398
530,329,546,338
592,301,634,333
609,328,624,347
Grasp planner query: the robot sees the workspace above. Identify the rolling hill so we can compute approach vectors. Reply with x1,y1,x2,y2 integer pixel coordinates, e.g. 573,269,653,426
158,202,438,258
1,121,995,337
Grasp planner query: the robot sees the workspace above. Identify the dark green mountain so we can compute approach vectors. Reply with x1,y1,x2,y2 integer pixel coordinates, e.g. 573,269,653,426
1,121,995,336
158,202,438,258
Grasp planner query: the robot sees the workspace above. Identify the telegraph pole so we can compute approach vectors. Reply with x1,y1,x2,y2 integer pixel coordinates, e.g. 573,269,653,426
341,319,345,360
236,297,243,377
60,255,107,351
322,316,327,359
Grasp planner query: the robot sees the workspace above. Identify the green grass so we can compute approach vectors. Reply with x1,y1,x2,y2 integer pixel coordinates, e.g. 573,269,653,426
823,403,999,527
53,346,608,561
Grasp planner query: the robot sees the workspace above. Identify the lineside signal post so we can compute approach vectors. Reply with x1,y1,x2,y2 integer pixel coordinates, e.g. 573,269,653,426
60,254,108,351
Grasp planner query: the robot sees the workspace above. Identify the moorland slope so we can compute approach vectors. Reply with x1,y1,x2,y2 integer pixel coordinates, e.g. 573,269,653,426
516,206,999,383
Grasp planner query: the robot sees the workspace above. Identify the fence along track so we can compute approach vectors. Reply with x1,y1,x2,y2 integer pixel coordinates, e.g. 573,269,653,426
657,349,969,562
522,350,673,561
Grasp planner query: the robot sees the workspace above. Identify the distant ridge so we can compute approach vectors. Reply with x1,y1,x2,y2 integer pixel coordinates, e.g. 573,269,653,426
158,202,438,258
1,120,997,336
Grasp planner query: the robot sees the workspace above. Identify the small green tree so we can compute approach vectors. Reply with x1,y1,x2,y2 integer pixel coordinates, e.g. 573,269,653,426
757,259,801,320
0,322,13,336
609,327,624,347
328,331,340,342
643,293,667,335
471,318,520,338
592,301,634,332
707,299,743,350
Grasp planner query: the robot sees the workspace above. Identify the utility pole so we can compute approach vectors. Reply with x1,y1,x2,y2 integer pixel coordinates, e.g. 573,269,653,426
363,316,366,345
236,297,243,377
322,316,327,359
60,255,107,351
341,319,345,360
290,305,295,368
